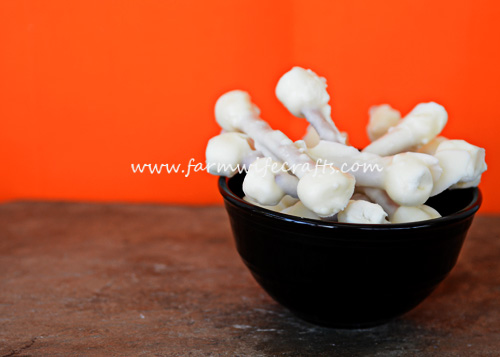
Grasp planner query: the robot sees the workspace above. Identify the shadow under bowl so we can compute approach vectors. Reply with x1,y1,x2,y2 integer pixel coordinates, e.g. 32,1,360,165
218,173,482,328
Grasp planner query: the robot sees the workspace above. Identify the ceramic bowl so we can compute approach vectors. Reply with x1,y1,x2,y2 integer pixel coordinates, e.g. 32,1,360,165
218,173,482,328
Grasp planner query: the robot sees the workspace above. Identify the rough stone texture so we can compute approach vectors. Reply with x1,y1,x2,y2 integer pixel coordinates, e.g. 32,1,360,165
0,201,499,356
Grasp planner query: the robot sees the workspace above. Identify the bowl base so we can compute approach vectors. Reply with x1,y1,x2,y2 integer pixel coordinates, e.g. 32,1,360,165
290,310,394,329
251,271,439,329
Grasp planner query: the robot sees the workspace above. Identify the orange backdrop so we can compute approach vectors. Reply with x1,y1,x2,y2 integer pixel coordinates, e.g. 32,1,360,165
1,0,499,212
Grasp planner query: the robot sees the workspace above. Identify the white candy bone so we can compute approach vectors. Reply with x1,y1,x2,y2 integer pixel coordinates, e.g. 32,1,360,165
206,132,299,200
363,102,448,156
243,195,299,212
205,132,253,177
417,136,448,155
296,166,355,217
302,125,321,148
307,141,441,206
367,104,401,142
215,90,355,217
276,67,346,144
391,205,441,224
337,200,389,224
281,201,320,220
361,187,398,216
216,91,312,177
362,187,441,224
277,76,443,209
243,157,298,205
431,139,487,194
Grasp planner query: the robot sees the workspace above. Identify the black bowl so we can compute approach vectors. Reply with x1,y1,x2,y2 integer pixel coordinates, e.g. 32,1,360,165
219,173,482,328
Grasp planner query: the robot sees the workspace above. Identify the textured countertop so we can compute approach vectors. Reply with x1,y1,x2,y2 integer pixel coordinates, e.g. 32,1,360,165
0,202,499,356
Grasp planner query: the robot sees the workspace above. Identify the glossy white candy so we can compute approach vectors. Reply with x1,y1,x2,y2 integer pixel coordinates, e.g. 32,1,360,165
276,67,346,144
417,136,448,155
214,90,260,132
307,140,441,206
243,195,299,212
215,90,313,178
302,125,321,148
364,102,448,156
338,200,389,224
367,104,401,142
276,67,330,119
391,205,441,224
362,187,441,224
297,166,355,217
215,90,355,217
432,139,487,194
243,157,287,206
205,132,253,177
384,153,436,206
281,201,320,220
207,67,486,224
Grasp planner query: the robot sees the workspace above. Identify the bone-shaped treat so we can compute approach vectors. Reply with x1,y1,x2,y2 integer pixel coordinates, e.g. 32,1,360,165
243,157,299,205
337,199,389,224
417,136,448,155
363,102,448,156
206,132,299,202
361,187,441,224
207,67,486,224
205,132,253,177
275,68,447,212
302,125,321,148
307,140,442,206
275,68,442,207
276,67,346,144
281,201,320,220
367,104,401,142
243,195,299,212
431,139,487,195
215,90,355,217
245,193,318,220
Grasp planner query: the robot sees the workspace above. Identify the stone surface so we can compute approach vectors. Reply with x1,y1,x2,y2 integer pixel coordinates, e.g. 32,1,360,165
0,201,499,356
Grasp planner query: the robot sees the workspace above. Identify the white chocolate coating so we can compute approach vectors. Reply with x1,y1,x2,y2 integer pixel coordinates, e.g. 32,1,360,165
417,136,448,155
207,69,487,225
307,140,361,160
362,187,441,223
243,195,299,212
306,141,439,206
215,90,260,132
361,187,398,216
205,132,253,177
432,139,487,194
215,90,316,179
384,153,435,206
403,152,442,186
363,102,448,156
391,205,441,224
297,167,355,217
338,200,389,224
276,67,346,144
275,67,330,119
242,157,287,206
404,102,448,142
281,201,320,220
367,104,401,142
302,125,321,148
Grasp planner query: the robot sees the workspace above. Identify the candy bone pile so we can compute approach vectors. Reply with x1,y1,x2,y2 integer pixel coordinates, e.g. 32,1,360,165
206,67,487,224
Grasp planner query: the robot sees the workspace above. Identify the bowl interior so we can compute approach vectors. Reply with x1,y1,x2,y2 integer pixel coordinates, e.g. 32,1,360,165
221,173,482,230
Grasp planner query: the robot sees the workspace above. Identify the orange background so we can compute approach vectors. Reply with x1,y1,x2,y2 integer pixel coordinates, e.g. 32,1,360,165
1,0,499,212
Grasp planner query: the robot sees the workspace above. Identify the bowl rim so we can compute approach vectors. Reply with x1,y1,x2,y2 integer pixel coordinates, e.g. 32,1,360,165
218,175,482,231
